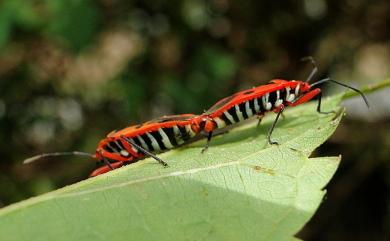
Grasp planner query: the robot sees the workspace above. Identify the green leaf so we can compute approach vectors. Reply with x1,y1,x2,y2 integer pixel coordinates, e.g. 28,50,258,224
0,95,344,241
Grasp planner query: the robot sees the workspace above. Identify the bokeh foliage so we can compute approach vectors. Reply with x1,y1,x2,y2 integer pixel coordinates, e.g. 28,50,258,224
0,1,389,240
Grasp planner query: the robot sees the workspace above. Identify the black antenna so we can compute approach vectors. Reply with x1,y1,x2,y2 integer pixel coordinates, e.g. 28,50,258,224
311,78,370,108
23,151,94,164
301,56,318,83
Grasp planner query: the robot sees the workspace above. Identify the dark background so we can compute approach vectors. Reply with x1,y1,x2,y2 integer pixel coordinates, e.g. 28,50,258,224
0,1,389,240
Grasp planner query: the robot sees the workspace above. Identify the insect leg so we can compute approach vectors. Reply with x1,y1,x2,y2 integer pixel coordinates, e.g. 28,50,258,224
257,118,262,127
256,114,264,127
290,88,321,107
316,92,335,114
90,161,124,177
267,105,285,145
201,131,213,153
103,158,114,170
121,135,168,167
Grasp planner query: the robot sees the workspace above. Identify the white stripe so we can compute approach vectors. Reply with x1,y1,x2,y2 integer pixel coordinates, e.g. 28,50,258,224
158,128,174,149
287,93,295,102
173,126,184,144
223,111,235,123
214,117,227,128
262,93,272,110
254,98,260,112
275,99,283,107
120,150,130,157
295,84,300,96
137,136,149,150
285,86,295,102
245,101,253,117
235,105,245,121
275,90,283,107
185,125,196,137
266,103,272,110
262,94,268,109
128,138,139,153
146,132,161,151
285,87,291,101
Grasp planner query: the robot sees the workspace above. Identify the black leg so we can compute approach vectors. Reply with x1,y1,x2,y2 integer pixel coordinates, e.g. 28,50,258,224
256,116,263,127
103,158,114,170
121,136,168,167
316,92,335,114
267,106,285,145
201,131,213,154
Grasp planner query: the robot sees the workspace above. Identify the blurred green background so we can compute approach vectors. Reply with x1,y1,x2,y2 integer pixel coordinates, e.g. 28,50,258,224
0,0,389,240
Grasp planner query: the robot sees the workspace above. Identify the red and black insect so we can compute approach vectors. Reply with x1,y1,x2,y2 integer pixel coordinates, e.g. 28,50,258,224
24,58,370,176
24,114,202,176
90,114,201,176
197,58,369,151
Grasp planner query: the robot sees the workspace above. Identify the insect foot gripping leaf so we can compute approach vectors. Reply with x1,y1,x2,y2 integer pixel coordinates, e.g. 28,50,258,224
0,95,344,241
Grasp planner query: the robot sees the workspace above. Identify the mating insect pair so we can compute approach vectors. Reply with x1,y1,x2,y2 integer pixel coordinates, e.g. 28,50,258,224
24,58,369,176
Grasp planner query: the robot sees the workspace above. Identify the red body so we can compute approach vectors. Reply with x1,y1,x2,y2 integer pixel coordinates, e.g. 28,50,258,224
26,76,364,177
197,79,317,133
91,79,326,176
193,76,369,150
91,114,202,176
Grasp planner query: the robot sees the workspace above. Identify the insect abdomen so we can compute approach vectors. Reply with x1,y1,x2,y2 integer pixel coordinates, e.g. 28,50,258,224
213,87,298,128
126,125,196,153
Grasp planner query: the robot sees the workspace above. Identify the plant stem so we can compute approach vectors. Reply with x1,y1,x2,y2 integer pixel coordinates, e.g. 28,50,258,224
343,78,390,99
